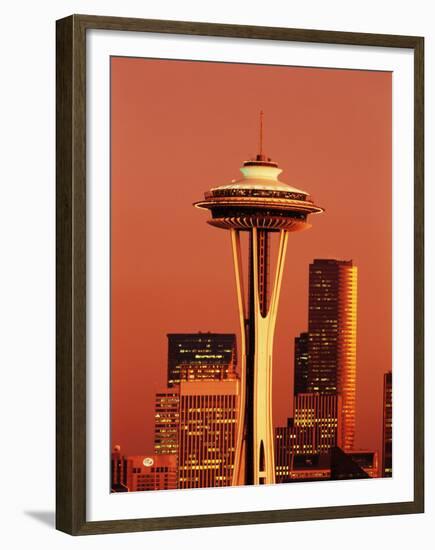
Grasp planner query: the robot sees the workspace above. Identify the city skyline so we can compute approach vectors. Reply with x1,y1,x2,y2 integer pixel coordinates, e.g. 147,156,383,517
111,56,392,467
112,297,390,490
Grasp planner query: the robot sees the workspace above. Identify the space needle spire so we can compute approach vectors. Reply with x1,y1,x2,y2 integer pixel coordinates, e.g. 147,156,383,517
259,110,264,157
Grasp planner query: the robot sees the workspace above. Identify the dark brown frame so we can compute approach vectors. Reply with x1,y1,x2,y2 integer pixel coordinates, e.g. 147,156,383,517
56,14,424,535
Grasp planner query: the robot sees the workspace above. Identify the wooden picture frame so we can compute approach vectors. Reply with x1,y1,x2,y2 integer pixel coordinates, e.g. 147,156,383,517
56,14,424,535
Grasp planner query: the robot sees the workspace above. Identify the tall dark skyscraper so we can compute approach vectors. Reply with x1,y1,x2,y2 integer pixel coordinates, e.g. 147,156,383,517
382,371,392,477
294,332,309,395
167,333,236,387
307,259,357,451
276,258,359,482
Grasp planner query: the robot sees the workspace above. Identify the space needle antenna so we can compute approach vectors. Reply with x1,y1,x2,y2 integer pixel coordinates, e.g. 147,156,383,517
259,110,264,157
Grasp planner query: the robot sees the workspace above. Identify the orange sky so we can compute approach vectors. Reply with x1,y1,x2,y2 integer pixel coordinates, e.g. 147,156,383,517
110,57,392,460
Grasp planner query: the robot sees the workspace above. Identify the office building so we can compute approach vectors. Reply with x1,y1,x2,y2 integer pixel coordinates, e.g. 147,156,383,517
178,379,239,489
123,454,178,491
275,393,341,482
111,448,177,492
307,258,358,451
154,391,180,455
382,371,393,477
167,333,236,386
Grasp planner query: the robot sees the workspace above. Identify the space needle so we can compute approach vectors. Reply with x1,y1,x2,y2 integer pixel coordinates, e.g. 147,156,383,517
194,113,323,485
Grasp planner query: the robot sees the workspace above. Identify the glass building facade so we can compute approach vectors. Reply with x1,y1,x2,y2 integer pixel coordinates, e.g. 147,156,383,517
307,259,358,451
178,379,239,489
167,333,236,386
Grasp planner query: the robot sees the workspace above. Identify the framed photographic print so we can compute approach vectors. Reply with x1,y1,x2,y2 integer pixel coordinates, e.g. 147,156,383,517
56,14,424,535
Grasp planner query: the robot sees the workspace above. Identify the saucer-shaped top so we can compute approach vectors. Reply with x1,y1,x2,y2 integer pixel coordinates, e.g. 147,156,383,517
194,155,323,232
213,162,308,195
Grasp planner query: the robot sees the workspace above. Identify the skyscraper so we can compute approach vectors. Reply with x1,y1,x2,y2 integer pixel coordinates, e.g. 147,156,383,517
154,391,180,455
307,259,358,451
294,332,309,395
167,333,236,386
195,114,323,485
382,371,392,477
178,379,239,489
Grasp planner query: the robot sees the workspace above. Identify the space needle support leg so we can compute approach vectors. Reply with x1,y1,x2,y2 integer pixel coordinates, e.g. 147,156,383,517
252,228,288,485
230,228,247,486
230,228,288,486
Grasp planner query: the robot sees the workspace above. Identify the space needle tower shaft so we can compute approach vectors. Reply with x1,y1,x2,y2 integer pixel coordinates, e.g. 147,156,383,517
195,113,323,485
